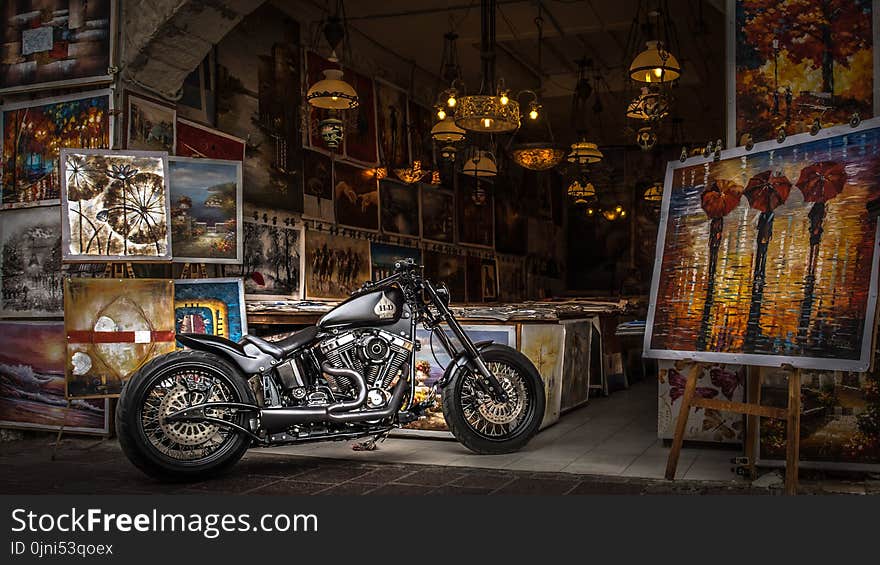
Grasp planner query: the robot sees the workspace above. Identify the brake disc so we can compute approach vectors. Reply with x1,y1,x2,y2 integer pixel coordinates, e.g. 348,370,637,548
158,384,220,446
476,364,527,425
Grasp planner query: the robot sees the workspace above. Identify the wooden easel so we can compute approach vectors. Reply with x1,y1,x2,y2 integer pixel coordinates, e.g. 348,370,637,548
664,360,801,495
180,262,208,279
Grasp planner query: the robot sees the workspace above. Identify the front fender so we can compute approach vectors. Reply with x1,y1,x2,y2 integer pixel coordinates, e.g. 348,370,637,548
436,340,494,388
177,333,274,375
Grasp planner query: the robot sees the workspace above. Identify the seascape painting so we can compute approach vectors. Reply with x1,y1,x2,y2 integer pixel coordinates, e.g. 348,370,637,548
126,94,175,153
304,230,371,300
2,91,110,208
646,121,880,370
334,161,379,231
64,278,176,399
0,322,108,434
174,278,247,343
302,149,334,222
379,179,419,237
0,205,64,317
169,157,242,263
370,242,420,281
420,185,455,243
225,220,302,299
60,149,171,261
175,118,245,161
730,0,876,146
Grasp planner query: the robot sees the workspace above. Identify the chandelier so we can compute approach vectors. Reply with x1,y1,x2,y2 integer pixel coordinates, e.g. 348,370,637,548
306,1,358,110
567,178,597,205
394,160,429,184
431,117,466,143
643,181,663,202
511,143,567,171
626,86,669,121
629,40,680,84
567,139,603,165
462,149,497,178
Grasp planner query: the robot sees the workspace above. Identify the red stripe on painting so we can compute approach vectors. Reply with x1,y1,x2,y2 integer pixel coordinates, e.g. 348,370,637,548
67,331,176,344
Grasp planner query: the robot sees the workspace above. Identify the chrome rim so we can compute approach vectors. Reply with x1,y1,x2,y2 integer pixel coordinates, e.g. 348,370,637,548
140,367,239,462
460,361,532,439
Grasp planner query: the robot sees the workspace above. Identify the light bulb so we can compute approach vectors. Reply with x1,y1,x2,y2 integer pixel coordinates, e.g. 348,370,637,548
437,108,446,120
653,67,663,78
500,92,509,105
615,205,623,213
529,109,538,120
645,72,653,83
483,118,492,128
586,208,594,216
331,95,339,101
620,210,627,217
447,96,457,107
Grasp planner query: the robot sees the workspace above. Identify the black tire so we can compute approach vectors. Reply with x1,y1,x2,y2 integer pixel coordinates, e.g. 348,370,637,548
441,344,545,455
116,350,255,482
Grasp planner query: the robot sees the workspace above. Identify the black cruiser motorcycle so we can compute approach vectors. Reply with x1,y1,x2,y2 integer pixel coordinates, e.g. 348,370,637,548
117,259,545,480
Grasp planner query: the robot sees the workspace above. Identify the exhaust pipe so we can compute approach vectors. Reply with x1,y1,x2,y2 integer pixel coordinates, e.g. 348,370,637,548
259,363,409,432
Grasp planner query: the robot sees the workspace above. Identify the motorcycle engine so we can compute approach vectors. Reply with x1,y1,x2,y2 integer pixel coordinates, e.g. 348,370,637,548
316,329,414,404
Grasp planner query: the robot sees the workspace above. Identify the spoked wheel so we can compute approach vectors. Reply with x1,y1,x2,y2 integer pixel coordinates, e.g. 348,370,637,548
117,350,255,482
442,344,545,454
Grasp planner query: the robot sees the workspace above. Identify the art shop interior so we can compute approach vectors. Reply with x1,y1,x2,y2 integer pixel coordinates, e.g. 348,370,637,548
1,0,879,496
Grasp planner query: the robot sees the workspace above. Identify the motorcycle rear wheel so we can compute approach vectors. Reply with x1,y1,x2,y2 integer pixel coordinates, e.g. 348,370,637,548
441,344,545,455
116,350,254,482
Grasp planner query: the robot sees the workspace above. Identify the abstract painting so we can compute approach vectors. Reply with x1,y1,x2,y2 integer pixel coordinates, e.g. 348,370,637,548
759,366,880,469
458,175,494,248
225,220,302,299
370,242,420,281
174,278,247,343
374,79,409,168
521,324,564,429
168,157,242,264
302,149,333,222
0,0,114,93
304,230,371,300
645,121,880,371
560,321,592,411
657,360,746,444
420,185,455,243
126,94,176,153
64,278,176,399
0,205,65,317
497,257,525,303
60,149,171,261
379,179,419,237
217,3,302,212
0,322,108,434
334,161,379,231
2,90,111,209
423,251,466,302
175,118,245,161
728,0,877,147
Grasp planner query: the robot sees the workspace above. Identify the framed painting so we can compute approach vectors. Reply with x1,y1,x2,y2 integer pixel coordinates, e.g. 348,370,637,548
465,256,497,303
0,0,115,94
494,191,528,255
423,250,466,303
497,256,525,303
757,366,880,471
407,100,433,166
420,185,455,244
302,149,334,223
379,178,419,237
521,324,565,429
64,278,176,399
177,49,216,126
342,67,378,165
125,93,176,153
1,90,112,209
374,78,409,168
370,242,420,281
304,230,371,300
0,322,109,434
224,219,303,299
657,360,746,444
175,118,245,161
168,157,242,264
333,161,379,231
60,149,171,262
174,278,247,343
560,321,592,412
727,0,879,148
0,205,65,317
217,3,302,212
457,175,494,248
645,119,880,371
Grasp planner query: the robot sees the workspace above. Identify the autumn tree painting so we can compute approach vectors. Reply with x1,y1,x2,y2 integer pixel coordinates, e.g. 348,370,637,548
734,0,874,145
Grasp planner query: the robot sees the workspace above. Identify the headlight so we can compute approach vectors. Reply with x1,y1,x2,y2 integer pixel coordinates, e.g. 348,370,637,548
435,283,450,306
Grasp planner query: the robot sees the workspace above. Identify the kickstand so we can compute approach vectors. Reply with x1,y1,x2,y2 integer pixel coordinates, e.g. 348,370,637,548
352,429,391,452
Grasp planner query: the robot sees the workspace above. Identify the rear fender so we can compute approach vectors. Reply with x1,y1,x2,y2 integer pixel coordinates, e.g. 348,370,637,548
176,333,275,375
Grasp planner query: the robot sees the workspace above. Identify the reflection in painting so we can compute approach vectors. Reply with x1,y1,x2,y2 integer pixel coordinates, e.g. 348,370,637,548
0,322,108,434
0,206,64,317
457,175,494,248
561,321,591,411
305,230,371,300
420,185,455,243
521,324,564,429
225,220,302,298
169,158,242,263
379,179,419,237
2,91,110,208
126,95,175,153
423,251,466,302
60,149,170,261
64,278,175,399
217,4,302,211
302,150,333,222
174,278,247,343
732,0,875,146
370,242,420,281
175,118,245,161
375,80,409,168
334,162,379,231
657,361,745,444
0,0,113,92
647,123,880,370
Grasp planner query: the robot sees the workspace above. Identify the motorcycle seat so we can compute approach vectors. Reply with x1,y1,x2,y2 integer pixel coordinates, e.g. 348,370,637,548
239,326,319,358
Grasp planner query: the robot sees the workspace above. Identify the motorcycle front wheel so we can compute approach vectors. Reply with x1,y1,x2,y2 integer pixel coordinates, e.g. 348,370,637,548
116,350,255,482
441,344,545,454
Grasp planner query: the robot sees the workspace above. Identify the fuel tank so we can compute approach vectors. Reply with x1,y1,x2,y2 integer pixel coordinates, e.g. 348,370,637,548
318,287,406,330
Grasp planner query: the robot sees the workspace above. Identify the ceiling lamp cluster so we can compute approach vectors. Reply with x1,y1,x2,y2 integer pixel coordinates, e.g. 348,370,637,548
567,139,604,166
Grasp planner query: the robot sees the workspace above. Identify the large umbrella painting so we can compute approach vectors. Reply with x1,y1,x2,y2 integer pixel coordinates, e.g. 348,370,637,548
696,178,743,350
795,161,847,342
743,170,792,350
